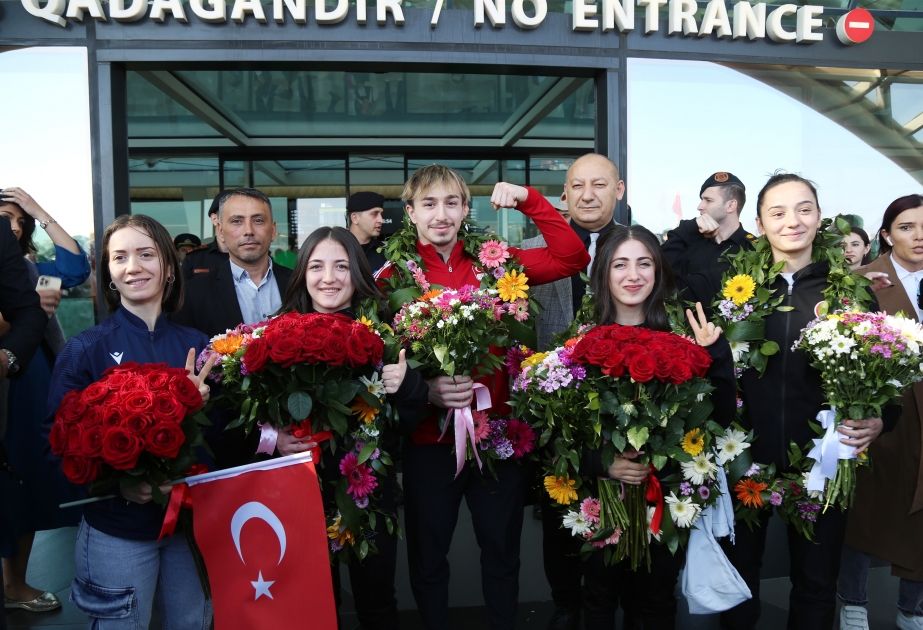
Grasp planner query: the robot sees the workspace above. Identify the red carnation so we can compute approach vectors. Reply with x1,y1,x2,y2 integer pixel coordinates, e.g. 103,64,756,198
628,354,656,383
81,425,105,458
243,337,270,373
49,420,67,456
101,428,143,470
145,421,186,458
169,376,202,411
62,455,100,485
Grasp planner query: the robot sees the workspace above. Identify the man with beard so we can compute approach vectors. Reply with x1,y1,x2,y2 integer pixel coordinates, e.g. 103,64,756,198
173,187,293,338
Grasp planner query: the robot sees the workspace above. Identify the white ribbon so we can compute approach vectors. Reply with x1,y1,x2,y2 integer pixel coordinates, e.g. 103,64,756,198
806,407,856,493
256,422,279,455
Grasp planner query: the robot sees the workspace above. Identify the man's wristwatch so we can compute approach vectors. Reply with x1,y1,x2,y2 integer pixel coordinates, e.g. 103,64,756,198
0,349,19,374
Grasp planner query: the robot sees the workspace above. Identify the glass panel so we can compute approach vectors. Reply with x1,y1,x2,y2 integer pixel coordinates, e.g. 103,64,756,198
524,79,595,142
627,58,923,241
127,72,225,140
349,156,405,238
0,47,96,337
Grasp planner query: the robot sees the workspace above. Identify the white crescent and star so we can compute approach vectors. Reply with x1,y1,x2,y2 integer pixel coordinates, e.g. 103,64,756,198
230,502,287,601
251,572,275,601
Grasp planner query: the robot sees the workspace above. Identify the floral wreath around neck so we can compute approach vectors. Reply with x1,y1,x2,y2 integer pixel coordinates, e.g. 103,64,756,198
379,214,538,348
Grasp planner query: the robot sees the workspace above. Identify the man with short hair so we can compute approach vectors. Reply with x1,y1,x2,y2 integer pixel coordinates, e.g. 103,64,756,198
346,191,387,272
181,191,231,280
662,172,755,276
377,164,588,630
521,153,624,630
173,233,201,262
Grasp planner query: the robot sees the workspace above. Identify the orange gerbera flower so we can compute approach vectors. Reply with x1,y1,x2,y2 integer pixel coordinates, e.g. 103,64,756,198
327,519,356,546
735,478,768,509
212,334,244,355
351,397,378,424
420,289,443,303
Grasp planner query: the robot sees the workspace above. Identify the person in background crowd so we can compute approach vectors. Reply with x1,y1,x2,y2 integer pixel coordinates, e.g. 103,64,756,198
44,214,214,630
273,226,428,630
347,191,387,273
843,227,872,271
554,193,571,223
662,172,755,276
839,194,923,630
521,153,624,630
0,188,90,613
173,233,200,263
376,165,589,630
181,191,231,280
173,188,293,338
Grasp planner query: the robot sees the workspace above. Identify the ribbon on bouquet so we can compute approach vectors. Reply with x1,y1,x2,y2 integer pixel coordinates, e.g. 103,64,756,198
256,422,279,455
292,418,333,465
438,383,492,478
646,464,664,535
157,463,209,541
806,407,856,493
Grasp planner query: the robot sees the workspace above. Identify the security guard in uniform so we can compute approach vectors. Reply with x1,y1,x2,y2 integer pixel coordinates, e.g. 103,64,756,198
662,172,756,276
181,191,231,280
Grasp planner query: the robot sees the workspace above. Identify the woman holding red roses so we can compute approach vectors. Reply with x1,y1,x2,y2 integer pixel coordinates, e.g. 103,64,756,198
580,224,736,630
272,226,428,630
43,215,215,630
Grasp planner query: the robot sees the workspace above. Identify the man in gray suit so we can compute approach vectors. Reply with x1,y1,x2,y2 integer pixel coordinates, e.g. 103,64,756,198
521,153,624,630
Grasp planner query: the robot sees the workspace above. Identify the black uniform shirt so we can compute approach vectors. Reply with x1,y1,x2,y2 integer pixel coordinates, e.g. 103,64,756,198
662,219,757,276
362,238,387,274
181,240,230,281
570,219,617,317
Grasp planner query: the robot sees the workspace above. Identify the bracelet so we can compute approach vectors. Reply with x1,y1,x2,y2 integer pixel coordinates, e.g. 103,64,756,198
39,219,57,230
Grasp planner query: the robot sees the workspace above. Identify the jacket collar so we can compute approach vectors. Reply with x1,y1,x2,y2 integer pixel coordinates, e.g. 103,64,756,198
861,255,918,323
416,240,471,269
115,305,170,339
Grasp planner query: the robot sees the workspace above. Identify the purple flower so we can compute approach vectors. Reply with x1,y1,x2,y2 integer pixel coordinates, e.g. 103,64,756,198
369,448,380,460
492,267,506,280
745,464,760,477
698,486,710,500
405,260,418,272
680,482,693,496
355,495,370,509
770,492,783,506
493,438,514,460
330,540,343,552
569,365,587,381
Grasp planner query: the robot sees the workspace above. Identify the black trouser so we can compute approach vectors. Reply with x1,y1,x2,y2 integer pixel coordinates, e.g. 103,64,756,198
403,442,527,630
541,485,585,611
329,471,400,629
719,508,848,630
583,542,685,630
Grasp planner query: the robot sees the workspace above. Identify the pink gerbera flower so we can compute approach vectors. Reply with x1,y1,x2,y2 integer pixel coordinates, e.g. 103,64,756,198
478,240,510,268
505,418,535,458
339,451,378,498
472,410,491,442
411,268,430,292
580,497,601,523
512,299,530,322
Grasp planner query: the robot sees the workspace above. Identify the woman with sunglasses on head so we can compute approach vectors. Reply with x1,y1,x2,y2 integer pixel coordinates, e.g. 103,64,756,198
271,226,428,630
838,194,923,630
43,215,215,630
580,224,737,630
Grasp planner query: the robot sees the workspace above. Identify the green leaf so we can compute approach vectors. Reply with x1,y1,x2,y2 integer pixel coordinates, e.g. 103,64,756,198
328,409,348,436
388,286,422,313
725,320,766,341
627,426,649,451
433,345,448,365
337,381,361,406
652,454,668,471
357,442,378,464
760,341,780,356
503,315,538,349
287,391,313,421
727,449,754,485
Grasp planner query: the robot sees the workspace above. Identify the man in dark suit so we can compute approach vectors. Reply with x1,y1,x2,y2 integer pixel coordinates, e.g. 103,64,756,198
173,188,293,338
181,191,231,281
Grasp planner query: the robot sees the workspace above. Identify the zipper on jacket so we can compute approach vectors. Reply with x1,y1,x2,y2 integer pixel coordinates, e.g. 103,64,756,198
779,280,793,467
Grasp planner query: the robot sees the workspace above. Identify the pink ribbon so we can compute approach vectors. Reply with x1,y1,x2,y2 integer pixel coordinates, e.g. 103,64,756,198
256,422,279,455
438,383,492,478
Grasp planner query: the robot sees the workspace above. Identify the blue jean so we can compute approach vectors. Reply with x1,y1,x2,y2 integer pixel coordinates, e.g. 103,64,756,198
71,518,212,630
837,544,923,617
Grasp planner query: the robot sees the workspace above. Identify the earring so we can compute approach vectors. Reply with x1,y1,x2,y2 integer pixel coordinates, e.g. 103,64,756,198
167,275,176,284
108,282,116,291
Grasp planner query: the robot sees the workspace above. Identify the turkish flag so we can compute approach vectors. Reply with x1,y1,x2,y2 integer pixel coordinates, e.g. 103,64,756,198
188,455,337,629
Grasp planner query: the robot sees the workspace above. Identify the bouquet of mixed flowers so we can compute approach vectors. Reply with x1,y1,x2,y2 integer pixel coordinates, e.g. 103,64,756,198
794,310,923,510
200,310,399,563
511,324,718,568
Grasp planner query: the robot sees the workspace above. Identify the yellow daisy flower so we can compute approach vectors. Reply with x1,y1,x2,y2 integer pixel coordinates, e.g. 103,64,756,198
681,428,705,456
497,270,529,303
544,475,578,505
521,352,548,370
351,397,378,424
723,274,756,307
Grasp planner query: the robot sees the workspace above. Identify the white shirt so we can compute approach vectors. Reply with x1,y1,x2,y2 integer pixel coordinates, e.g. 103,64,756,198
890,254,923,321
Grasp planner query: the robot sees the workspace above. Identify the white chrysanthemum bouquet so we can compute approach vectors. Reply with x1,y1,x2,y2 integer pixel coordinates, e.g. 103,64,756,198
795,310,923,509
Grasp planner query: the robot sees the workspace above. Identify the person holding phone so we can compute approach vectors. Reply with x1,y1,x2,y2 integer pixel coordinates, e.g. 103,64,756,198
0,190,90,613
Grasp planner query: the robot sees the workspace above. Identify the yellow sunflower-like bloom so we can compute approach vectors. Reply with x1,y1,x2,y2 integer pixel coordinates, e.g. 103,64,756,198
723,274,756,307
359,316,376,332
544,475,578,505
212,334,244,355
681,428,704,456
351,397,378,424
497,270,529,303
520,352,548,370
327,518,356,546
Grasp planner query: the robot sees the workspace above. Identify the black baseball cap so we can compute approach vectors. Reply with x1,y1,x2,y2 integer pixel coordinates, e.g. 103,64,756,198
700,172,745,196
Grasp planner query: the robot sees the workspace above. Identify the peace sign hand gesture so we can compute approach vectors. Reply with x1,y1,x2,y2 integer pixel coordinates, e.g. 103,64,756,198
185,348,217,406
685,302,723,348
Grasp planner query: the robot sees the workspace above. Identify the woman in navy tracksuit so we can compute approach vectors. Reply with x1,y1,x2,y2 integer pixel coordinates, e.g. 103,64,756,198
44,215,214,630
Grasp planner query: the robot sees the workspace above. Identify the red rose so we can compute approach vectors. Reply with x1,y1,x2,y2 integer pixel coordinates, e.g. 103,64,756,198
686,346,712,377
66,425,86,454
62,393,88,424
242,338,269,373
628,354,656,383
82,425,105,458
82,382,110,404
122,413,153,436
269,337,303,368
169,376,202,411
104,372,131,389
587,339,615,367
620,344,645,364
145,421,186,458
103,407,124,428
82,406,104,427
345,334,372,368
668,361,693,385
152,395,187,424
49,420,67,456
650,350,674,381
605,362,626,378
321,336,349,366
145,370,173,391
101,428,143,470
123,390,154,415
300,332,326,362
62,455,100,485
123,376,148,392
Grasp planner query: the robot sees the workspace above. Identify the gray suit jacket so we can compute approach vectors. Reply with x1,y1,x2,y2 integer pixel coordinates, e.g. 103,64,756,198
522,234,578,350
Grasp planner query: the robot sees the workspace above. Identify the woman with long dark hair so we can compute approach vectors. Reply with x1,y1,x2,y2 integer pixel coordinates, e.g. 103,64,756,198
843,226,872,271
272,226,427,630
581,224,736,629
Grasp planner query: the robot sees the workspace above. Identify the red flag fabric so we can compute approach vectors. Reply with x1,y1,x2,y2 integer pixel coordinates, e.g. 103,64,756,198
672,191,682,222
188,456,336,629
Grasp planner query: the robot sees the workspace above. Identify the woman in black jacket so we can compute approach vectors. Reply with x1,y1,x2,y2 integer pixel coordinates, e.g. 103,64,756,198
676,173,896,630
272,226,427,630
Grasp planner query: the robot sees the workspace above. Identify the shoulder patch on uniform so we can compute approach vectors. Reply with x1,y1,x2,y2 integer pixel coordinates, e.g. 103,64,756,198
193,268,211,274
746,233,757,240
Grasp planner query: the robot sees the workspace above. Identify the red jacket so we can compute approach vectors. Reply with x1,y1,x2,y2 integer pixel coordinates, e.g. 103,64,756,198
379,186,590,445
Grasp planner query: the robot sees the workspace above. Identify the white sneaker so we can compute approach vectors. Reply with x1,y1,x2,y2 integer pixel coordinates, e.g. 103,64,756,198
897,612,923,630
840,605,869,630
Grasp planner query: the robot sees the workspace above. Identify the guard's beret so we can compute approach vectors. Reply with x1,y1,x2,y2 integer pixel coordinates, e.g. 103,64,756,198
347,192,385,213
700,172,745,196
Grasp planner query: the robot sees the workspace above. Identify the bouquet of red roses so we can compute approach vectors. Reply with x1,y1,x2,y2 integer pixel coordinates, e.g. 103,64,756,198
48,362,209,503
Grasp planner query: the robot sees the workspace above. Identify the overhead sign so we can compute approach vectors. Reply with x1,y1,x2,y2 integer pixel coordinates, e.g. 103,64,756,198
20,0,875,47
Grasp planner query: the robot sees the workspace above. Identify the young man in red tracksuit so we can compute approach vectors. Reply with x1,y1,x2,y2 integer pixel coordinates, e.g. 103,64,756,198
377,165,589,629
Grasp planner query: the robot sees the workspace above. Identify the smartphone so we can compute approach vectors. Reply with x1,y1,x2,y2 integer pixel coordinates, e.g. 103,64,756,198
36,275,63,292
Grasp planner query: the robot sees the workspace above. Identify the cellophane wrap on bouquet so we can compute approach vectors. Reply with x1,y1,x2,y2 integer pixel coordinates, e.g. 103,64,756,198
510,324,723,570
199,310,400,563
794,310,923,510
